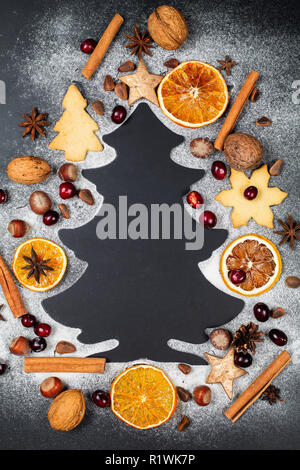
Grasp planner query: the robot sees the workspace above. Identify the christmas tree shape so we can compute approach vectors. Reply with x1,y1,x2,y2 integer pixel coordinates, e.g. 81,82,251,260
49,84,103,161
44,104,243,364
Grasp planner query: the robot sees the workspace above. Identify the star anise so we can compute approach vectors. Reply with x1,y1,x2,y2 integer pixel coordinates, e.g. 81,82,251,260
261,385,283,405
18,107,51,140
232,322,264,355
124,25,154,59
217,56,237,76
274,214,300,250
21,247,54,284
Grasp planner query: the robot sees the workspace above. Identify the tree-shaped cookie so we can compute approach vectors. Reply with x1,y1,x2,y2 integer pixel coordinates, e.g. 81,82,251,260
215,165,287,228
49,84,103,161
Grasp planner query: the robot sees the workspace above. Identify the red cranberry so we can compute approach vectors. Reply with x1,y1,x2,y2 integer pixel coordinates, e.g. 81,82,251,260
34,323,52,338
229,269,246,284
244,186,258,200
199,210,217,229
186,191,203,209
59,182,77,200
92,390,111,408
269,329,287,346
211,161,227,180
111,105,127,124
0,363,7,375
80,38,97,54
234,352,252,368
21,313,36,328
253,302,270,322
30,337,47,352
0,189,8,204
43,210,59,226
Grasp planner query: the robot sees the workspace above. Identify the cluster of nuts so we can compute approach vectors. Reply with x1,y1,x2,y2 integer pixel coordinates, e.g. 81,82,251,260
176,363,212,431
7,163,95,238
41,380,111,431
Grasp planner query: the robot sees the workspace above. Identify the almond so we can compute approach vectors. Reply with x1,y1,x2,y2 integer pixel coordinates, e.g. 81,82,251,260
48,389,85,431
177,415,190,431
164,58,179,68
118,60,135,73
178,363,191,374
78,189,94,206
6,156,51,185
269,159,283,176
92,100,104,115
114,82,128,100
104,75,115,91
55,340,76,354
58,203,70,219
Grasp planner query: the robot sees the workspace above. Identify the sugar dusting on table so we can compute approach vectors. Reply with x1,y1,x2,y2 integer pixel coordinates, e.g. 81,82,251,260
0,1,299,444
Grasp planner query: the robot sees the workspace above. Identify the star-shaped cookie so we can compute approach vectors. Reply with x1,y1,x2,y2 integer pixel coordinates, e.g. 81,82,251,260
215,165,288,228
119,59,162,106
204,348,247,400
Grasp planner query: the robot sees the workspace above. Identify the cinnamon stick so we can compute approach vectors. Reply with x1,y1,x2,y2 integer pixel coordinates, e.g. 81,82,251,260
82,14,124,80
214,71,259,151
0,254,27,318
224,350,291,423
24,357,106,373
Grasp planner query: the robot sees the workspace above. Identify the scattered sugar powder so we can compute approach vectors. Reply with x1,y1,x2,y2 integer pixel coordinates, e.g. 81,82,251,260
0,1,299,446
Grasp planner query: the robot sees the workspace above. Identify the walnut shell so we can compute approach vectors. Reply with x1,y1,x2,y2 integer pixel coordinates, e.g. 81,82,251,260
6,156,51,185
224,133,263,170
148,5,188,50
48,389,85,431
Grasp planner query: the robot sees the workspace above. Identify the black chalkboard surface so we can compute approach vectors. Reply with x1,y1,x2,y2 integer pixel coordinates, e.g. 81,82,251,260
43,104,244,363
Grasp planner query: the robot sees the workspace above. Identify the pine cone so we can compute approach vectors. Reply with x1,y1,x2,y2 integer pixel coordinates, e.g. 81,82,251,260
232,322,264,354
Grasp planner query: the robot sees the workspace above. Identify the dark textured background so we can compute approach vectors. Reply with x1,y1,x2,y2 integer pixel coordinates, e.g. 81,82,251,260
0,0,299,451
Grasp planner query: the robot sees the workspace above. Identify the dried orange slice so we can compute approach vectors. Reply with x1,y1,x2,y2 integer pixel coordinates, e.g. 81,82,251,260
111,364,177,429
220,234,281,297
12,238,67,292
158,60,228,128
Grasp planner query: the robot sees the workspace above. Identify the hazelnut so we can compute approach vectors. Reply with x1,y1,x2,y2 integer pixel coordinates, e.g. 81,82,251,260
193,385,211,406
9,336,30,356
29,191,52,215
58,163,78,182
8,220,29,238
40,377,64,398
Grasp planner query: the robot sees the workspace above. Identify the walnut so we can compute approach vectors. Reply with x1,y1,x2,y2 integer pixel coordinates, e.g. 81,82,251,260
148,5,188,50
48,389,85,431
6,156,51,185
224,133,263,170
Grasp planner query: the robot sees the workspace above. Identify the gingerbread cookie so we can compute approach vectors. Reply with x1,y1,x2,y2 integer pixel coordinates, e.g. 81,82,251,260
49,84,103,162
